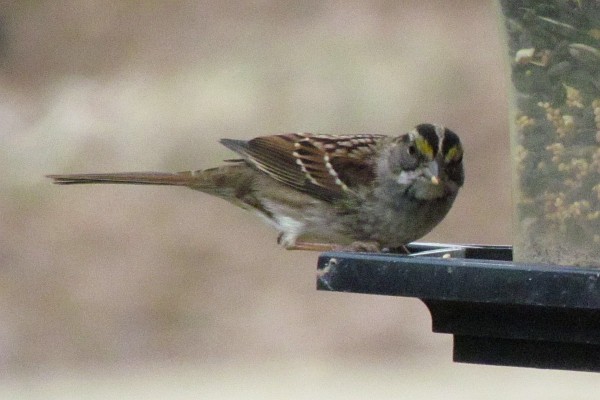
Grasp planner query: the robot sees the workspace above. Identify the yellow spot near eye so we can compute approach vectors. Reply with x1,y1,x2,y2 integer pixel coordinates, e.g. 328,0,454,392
445,146,462,163
415,137,434,160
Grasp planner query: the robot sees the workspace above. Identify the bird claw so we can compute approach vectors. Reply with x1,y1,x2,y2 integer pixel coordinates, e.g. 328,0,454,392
334,241,381,253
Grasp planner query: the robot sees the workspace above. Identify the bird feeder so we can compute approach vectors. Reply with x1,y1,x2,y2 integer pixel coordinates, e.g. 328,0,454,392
502,0,600,267
316,0,600,373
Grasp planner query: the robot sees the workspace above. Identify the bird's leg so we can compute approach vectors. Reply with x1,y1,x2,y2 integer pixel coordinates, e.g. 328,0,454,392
284,241,339,252
284,239,381,253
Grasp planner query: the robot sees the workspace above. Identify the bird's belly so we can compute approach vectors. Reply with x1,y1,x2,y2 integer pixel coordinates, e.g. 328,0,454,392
340,195,455,248
257,197,353,246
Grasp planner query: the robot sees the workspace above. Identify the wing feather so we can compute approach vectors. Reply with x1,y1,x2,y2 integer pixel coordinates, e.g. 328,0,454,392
221,133,386,201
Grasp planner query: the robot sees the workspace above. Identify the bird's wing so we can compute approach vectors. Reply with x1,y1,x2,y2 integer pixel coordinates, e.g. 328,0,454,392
220,133,385,201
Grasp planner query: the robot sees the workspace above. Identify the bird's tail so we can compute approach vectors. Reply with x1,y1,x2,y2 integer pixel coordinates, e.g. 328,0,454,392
47,165,254,195
47,171,196,186
48,166,266,221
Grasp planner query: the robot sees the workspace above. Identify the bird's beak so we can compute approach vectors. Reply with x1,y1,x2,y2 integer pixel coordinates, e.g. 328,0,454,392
424,161,440,185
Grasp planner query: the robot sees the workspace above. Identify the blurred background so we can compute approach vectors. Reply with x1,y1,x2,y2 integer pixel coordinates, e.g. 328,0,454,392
1,0,598,398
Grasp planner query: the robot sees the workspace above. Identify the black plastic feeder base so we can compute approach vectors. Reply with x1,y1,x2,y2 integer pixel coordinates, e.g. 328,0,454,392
316,243,600,372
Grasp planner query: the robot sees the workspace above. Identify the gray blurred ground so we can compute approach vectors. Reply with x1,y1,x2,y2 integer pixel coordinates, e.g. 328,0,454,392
0,1,597,398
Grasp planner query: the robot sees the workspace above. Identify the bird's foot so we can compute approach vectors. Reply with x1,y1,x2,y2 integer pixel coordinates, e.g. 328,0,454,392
335,241,381,252
385,245,411,254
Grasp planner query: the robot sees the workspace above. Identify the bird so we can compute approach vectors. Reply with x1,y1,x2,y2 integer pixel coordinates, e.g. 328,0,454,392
48,123,464,252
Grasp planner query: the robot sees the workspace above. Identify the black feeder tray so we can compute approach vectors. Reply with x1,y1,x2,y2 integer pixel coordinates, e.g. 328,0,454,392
316,243,600,372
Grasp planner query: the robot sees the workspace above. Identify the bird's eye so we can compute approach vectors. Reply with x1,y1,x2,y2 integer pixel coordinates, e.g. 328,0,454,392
407,145,417,156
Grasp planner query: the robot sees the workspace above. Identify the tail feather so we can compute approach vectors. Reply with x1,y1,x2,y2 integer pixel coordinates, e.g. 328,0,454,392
48,166,268,216
47,172,193,186
219,138,249,155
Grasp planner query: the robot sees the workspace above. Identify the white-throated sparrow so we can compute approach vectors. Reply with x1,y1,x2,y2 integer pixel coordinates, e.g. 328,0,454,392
48,123,464,252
